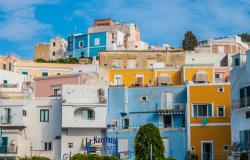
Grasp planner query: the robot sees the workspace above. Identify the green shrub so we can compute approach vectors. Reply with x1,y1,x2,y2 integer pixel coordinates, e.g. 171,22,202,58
20,156,50,160
164,158,176,160
240,152,248,160
70,153,117,160
134,123,165,160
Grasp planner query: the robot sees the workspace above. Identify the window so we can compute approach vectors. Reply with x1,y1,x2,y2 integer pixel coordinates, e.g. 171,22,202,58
140,96,148,102
246,111,250,119
23,110,27,117
163,115,172,128
215,73,222,79
40,109,49,122
136,75,144,86
88,110,95,120
45,142,52,151
81,110,95,120
53,42,56,47
224,145,229,151
9,63,11,71
114,75,122,85
122,118,130,129
56,73,61,75
193,104,212,117
191,146,195,151
21,71,28,75
52,51,55,56
234,57,240,66
3,80,8,85
94,38,100,46
79,41,83,48
218,86,224,92
217,106,225,117
53,88,61,96
41,72,48,77
68,143,73,148
240,86,250,108
3,64,6,70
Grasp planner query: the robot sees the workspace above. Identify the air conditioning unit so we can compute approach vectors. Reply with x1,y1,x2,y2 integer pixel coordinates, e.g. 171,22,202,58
111,120,118,126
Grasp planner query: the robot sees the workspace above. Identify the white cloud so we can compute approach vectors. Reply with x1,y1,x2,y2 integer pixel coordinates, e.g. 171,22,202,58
0,0,56,41
72,0,250,46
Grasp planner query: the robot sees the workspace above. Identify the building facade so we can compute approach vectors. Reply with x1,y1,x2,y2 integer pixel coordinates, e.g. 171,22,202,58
195,35,248,54
0,56,19,71
107,86,187,159
34,36,67,61
187,83,231,160
99,50,185,69
231,51,250,158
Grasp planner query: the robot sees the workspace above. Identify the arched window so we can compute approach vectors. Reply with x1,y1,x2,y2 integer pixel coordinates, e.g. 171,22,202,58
74,107,95,120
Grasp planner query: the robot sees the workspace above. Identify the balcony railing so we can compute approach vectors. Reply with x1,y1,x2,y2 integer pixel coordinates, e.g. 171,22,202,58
0,146,17,154
232,98,250,110
0,84,18,88
0,115,12,124
158,103,185,111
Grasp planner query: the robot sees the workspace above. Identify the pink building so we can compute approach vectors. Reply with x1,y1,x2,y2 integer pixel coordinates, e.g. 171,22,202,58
34,73,85,97
214,67,230,83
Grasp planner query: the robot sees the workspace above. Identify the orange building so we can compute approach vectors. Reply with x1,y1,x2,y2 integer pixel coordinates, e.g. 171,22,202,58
187,83,231,160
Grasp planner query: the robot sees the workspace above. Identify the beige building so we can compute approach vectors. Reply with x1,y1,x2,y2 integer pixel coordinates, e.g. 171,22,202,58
0,55,19,71
34,36,67,61
99,49,185,69
195,35,248,54
88,18,148,50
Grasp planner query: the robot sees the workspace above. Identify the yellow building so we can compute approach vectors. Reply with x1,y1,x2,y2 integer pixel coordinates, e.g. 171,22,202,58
108,68,181,87
14,61,91,78
187,83,231,160
182,66,215,83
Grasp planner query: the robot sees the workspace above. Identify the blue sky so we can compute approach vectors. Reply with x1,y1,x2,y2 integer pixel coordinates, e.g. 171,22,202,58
0,0,250,59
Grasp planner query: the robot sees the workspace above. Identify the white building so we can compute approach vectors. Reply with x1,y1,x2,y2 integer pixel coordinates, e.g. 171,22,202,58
0,98,61,160
61,79,108,158
231,51,250,157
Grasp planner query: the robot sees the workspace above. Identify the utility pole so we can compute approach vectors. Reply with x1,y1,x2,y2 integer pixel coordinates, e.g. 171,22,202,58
150,144,153,160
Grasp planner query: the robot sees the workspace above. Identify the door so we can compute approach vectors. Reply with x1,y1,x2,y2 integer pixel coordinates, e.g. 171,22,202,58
163,115,172,128
0,137,8,153
202,142,213,160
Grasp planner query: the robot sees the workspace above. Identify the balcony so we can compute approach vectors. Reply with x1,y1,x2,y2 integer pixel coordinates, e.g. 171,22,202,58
0,146,18,154
232,98,250,110
157,103,185,115
1,115,12,124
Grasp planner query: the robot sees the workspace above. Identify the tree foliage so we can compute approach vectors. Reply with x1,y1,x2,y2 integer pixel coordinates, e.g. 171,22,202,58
35,57,79,64
20,156,50,160
238,33,250,42
134,123,165,160
70,153,117,160
182,31,198,51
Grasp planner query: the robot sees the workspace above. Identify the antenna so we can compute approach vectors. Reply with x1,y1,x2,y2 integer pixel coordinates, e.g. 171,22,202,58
74,25,77,34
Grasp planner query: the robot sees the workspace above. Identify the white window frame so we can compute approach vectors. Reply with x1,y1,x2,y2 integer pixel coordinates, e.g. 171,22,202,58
140,96,148,102
224,145,229,151
53,87,61,96
78,41,84,48
217,86,224,92
94,38,100,46
214,73,222,79
192,103,213,117
41,71,49,77
201,141,214,160
114,74,122,85
217,106,225,117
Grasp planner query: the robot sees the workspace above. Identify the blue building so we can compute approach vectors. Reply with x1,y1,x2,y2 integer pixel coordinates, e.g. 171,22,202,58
106,86,187,160
67,32,107,58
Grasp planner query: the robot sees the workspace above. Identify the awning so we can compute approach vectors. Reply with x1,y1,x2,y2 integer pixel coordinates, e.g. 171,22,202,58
158,74,170,84
195,71,208,82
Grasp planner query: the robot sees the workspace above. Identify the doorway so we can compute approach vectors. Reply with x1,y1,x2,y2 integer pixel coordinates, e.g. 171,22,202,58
201,141,213,160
